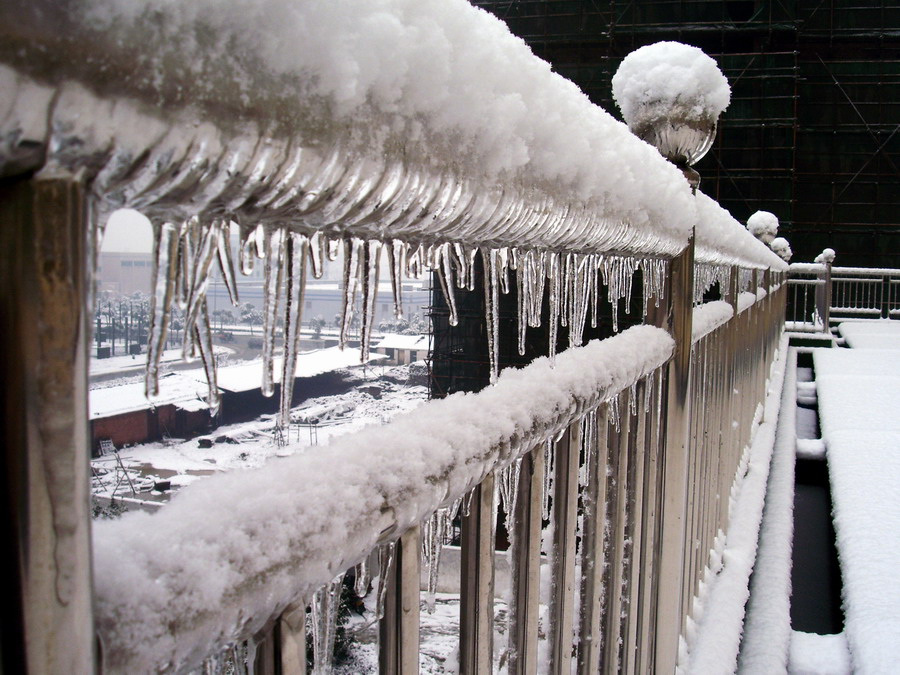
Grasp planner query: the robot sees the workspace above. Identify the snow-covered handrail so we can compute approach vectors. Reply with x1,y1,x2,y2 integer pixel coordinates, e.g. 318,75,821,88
0,0,700,258
695,193,787,271
92,325,674,673
692,300,734,344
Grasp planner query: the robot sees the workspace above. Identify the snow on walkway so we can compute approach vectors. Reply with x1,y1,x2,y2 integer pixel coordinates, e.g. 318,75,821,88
837,319,900,350
813,343,900,674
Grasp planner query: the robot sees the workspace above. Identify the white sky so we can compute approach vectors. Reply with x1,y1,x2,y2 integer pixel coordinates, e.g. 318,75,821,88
102,209,153,253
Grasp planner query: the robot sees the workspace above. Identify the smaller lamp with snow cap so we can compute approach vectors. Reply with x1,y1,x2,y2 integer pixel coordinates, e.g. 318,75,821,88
612,41,731,192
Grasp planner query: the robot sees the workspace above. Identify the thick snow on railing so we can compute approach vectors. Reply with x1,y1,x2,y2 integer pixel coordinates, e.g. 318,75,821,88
695,192,787,271
1,0,698,257
692,300,734,343
92,325,674,673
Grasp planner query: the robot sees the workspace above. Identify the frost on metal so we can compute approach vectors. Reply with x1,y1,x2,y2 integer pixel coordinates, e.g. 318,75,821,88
612,41,731,166
92,325,674,673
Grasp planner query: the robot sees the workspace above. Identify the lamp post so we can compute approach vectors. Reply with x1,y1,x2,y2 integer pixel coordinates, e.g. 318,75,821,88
612,41,730,673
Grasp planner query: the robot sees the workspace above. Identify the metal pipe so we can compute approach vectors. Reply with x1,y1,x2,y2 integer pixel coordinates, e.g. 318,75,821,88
1,170,96,674
459,474,496,674
508,444,545,675
548,421,582,674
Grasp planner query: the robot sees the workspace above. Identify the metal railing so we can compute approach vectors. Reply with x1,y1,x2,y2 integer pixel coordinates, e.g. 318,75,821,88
786,263,900,332
1,4,790,673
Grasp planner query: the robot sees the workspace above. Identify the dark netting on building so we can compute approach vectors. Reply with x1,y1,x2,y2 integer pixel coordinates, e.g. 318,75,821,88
471,0,900,269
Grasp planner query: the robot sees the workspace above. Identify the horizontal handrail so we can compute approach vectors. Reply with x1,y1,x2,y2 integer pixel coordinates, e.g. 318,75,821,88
93,324,674,673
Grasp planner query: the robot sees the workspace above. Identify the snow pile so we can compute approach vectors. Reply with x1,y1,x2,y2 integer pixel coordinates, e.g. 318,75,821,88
92,325,674,673
837,320,900,350
788,631,852,675
738,349,797,673
770,236,792,262
695,192,787,270
692,300,734,343
611,42,730,130
746,211,779,244
683,335,789,673
815,248,837,265
737,291,759,313
813,347,900,674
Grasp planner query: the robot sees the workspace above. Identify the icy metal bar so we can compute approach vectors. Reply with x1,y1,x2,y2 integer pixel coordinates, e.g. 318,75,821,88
576,406,610,675
278,604,307,675
1,170,96,674
508,444,545,675
548,421,582,674
459,474,496,674
623,381,649,675
651,237,695,673
601,395,631,674
379,526,421,675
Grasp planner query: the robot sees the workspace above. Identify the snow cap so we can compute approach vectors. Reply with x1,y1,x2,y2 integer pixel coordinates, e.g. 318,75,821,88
747,210,779,244
815,248,836,264
769,237,792,262
612,42,731,130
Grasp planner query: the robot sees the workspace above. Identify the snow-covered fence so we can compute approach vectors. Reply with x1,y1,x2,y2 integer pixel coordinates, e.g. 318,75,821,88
786,264,900,331
1,1,790,674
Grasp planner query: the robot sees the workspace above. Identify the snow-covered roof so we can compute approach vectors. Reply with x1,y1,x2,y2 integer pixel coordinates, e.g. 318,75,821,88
215,347,387,393
375,334,431,351
90,373,209,419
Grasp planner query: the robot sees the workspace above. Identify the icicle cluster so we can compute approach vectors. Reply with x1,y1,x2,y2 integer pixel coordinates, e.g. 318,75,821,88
146,222,668,419
693,263,732,304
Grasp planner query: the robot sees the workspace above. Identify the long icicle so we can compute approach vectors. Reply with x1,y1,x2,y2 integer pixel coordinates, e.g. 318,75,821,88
194,298,221,416
360,239,382,362
146,221,180,398
261,227,285,398
386,239,407,319
278,233,309,428
482,247,501,384
216,220,240,307
436,243,459,327
340,238,363,349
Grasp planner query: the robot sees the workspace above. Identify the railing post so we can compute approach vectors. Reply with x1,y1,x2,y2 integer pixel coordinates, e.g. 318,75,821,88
508,443,545,675
459,473,496,674
577,406,610,674
278,604,307,674
1,170,96,674
548,421,582,674
649,237,694,673
379,526,421,674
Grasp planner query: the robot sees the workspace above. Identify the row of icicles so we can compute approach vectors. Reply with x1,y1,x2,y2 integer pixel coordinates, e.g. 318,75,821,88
199,369,664,674
142,218,679,426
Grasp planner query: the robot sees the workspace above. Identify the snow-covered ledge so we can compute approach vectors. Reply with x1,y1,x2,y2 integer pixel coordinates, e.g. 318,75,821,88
92,325,673,673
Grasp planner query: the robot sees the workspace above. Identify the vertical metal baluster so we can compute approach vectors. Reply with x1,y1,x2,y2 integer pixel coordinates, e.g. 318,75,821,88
602,393,631,674
279,603,308,675
548,421,582,674
623,380,649,675
651,239,694,673
577,405,610,675
379,526,421,675
459,474,496,674
2,172,96,674
254,624,277,675
508,444,545,675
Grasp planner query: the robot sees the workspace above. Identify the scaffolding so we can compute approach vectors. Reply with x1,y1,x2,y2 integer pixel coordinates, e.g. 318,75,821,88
474,0,900,268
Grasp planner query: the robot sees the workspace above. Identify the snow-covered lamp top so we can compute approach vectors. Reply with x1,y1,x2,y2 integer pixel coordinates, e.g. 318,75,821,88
770,236,792,262
612,42,731,167
747,210,779,244
815,248,836,265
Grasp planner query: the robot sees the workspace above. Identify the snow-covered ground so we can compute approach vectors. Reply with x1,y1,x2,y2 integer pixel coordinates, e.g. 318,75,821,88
92,363,428,504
